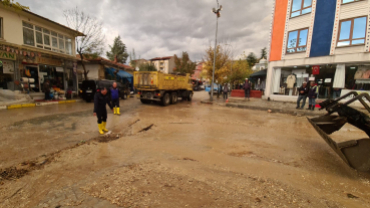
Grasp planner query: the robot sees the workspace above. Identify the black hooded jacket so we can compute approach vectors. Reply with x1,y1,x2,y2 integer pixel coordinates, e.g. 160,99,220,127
93,92,113,113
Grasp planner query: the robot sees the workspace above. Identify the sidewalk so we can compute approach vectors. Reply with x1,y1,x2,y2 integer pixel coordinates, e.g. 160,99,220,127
0,99,83,110
201,96,327,117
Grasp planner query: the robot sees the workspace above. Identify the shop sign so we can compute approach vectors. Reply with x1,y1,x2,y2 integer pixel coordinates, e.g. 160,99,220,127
36,57,62,66
2,60,15,74
0,51,17,61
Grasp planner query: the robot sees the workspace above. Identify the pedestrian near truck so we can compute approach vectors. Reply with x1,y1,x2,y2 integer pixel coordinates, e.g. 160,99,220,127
94,87,114,135
307,82,318,111
111,82,120,115
223,83,229,100
243,78,251,101
296,82,309,109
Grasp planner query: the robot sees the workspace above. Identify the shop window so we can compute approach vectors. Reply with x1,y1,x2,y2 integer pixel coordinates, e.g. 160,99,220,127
342,0,365,4
291,0,312,18
22,21,73,55
286,28,308,54
337,16,367,46
0,18,3,39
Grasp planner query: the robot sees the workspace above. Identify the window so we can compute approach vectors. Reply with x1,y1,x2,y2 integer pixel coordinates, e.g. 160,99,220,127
22,21,73,55
291,0,312,17
337,17,367,47
0,18,3,39
286,28,309,53
342,0,365,4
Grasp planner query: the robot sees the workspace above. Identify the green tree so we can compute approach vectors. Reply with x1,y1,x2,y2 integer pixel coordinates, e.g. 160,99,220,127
0,0,29,11
260,47,267,59
106,36,129,63
246,52,257,67
139,63,157,71
174,52,196,74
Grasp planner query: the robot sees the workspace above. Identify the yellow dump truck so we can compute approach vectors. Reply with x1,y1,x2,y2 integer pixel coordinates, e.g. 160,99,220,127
134,71,193,106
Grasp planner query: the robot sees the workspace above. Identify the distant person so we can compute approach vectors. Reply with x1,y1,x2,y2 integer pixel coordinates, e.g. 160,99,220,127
43,80,50,101
296,82,309,109
93,87,113,135
111,82,120,115
243,78,251,101
223,83,229,100
307,82,318,111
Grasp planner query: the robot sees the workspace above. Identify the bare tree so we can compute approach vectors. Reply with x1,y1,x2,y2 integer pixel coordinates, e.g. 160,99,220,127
64,7,105,80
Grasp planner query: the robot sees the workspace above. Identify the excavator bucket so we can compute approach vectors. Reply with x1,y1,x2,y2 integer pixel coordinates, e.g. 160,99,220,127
307,92,370,172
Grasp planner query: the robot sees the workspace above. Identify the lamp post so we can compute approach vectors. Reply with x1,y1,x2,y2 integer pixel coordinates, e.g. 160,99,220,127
210,0,222,101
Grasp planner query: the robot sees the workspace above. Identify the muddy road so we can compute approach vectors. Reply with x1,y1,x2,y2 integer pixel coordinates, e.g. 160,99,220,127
1,92,370,208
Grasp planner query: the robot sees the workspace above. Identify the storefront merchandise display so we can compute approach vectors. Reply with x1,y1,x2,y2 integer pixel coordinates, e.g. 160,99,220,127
286,74,296,89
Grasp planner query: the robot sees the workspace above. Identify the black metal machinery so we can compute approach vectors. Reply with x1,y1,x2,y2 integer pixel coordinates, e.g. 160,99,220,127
307,92,370,172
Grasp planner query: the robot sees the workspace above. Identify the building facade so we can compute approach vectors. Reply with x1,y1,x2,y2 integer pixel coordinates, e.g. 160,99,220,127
0,5,83,98
76,56,134,90
150,56,175,74
266,0,370,102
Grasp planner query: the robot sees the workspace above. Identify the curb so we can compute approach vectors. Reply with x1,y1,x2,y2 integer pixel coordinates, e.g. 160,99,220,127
225,103,324,117
2,99,81,111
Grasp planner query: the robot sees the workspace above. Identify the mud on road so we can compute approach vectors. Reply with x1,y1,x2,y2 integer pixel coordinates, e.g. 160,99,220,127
1,92,370,208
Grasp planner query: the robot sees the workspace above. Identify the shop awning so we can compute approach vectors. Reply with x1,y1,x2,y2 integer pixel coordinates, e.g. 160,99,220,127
249,69,267,78
117,70,133,79
105,67,133,83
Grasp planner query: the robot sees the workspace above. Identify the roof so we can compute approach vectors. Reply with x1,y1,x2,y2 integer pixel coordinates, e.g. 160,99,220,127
150,56,173,61
76,55,134,71
21,8,85,36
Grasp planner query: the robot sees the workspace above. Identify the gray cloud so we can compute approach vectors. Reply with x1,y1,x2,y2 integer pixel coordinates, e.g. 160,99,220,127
17,0,273,62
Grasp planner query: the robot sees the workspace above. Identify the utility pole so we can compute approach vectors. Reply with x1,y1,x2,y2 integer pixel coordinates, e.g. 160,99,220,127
210,0,222,101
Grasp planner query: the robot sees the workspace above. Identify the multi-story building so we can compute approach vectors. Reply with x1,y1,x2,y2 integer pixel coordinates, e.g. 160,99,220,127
266,0,370,102
0,4,83,98
150,56,175,74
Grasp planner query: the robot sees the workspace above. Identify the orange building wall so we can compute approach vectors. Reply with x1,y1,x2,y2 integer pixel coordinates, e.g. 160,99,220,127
269,0,288,62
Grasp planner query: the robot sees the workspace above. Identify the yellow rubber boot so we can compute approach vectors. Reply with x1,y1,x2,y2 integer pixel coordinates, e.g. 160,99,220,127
113,107,117,115
117,107,121,115
98,124,104,135
102,122,109,132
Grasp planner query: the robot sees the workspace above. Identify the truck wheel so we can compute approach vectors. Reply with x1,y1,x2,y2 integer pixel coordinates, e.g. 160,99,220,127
161,93,170,106
171,92,178,104
187,92,193,101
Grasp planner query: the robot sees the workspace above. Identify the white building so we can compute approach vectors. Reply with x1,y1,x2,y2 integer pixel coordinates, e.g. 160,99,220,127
266,0,370,102
150,56,175,74
0,4,83,98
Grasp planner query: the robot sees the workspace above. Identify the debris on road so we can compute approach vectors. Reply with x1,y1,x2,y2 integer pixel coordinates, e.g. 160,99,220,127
139,124,154,133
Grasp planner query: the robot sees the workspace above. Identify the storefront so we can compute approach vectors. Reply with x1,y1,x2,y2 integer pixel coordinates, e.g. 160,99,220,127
270,63,370,100
0,51,16,90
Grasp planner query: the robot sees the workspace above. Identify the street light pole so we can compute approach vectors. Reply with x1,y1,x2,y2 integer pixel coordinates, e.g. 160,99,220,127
210,0,222,101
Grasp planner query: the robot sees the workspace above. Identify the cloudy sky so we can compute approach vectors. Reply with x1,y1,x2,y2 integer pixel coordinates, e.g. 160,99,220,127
17,0,273,62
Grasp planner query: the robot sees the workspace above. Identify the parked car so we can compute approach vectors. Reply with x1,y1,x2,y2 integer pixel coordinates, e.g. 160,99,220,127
80,79,130,102
205,83,219,95
191,79,203,91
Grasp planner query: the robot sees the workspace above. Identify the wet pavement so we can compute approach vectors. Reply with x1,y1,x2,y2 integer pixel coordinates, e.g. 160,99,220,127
0,91,370,208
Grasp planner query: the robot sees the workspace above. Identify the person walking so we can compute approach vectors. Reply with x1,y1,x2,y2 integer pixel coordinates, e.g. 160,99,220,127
93,87,114,135
307,82,318,111
111,82,120,115
43,80,50,101
223,83,229,100
296,82,309,109
243,78,251,101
